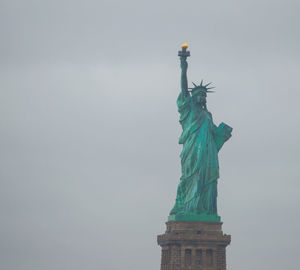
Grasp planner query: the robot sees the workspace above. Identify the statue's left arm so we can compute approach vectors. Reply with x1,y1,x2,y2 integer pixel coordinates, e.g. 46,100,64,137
214,122,233,152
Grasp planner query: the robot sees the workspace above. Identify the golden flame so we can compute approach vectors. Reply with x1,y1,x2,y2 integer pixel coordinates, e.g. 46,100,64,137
181,42,188,49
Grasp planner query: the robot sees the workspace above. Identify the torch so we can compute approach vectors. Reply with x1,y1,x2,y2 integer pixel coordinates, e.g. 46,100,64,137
178,42,190,58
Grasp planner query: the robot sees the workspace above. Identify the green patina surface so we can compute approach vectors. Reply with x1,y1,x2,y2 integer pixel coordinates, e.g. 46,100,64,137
168,213,220,222
168,46,232,222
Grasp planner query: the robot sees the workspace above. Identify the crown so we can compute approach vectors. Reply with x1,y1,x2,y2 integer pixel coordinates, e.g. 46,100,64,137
188,80,215,95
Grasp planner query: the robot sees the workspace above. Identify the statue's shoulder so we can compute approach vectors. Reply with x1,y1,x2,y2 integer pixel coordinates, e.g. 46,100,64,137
205,110,213,119
177,92,191,108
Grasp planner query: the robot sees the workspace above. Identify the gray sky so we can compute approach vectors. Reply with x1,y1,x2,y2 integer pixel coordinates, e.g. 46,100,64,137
1,0,300,269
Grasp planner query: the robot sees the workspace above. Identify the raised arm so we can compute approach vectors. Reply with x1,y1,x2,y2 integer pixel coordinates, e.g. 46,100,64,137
178,43,190,97
180,56,189,97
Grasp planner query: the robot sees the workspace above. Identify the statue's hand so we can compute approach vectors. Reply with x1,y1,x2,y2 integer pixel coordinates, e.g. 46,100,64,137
180,58,188,71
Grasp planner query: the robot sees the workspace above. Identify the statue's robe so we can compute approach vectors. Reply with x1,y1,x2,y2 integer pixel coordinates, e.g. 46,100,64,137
170,92,232,216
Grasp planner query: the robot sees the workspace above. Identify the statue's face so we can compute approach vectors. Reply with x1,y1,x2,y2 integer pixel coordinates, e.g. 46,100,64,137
194,92,207,106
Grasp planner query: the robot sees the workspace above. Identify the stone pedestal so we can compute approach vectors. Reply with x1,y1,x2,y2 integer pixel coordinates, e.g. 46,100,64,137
157,221,230,270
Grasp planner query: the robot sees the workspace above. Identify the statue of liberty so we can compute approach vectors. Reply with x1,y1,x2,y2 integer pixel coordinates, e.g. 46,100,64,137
169,43,232,222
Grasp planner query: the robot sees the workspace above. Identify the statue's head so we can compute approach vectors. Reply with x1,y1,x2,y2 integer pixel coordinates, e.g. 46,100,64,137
189,81,214,109
192,89,207,106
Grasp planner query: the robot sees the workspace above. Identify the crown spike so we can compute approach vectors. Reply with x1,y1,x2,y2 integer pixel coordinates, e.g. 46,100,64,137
192,82,197,87
204,82,212,87
200,80,203,86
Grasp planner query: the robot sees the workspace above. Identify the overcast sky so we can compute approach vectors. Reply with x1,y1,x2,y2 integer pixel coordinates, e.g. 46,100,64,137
1,0,300,269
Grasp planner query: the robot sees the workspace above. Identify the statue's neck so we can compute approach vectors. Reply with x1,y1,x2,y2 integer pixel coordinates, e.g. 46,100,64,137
192,102,207,111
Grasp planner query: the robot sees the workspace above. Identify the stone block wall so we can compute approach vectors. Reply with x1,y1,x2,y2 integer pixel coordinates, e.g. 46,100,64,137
157,221,230,270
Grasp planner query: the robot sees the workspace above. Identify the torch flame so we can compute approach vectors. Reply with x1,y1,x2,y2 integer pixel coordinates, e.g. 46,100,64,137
181,42,188,49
